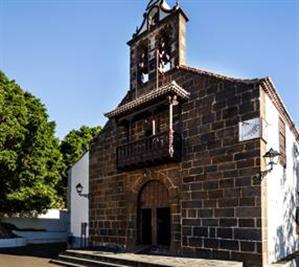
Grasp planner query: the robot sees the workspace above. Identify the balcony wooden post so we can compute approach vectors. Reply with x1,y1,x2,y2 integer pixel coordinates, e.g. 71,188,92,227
156,49,159,91
169,97,174,158
169,95,179,158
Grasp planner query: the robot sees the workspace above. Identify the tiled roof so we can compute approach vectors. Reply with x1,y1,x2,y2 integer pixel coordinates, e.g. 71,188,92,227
105,81,190,119
178,65,262,84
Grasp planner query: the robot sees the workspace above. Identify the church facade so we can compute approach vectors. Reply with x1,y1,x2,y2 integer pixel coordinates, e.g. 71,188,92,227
89,1,299,266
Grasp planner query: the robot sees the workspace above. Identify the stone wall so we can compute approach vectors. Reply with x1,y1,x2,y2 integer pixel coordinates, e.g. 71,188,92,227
177,68,262,267
89,67,263,266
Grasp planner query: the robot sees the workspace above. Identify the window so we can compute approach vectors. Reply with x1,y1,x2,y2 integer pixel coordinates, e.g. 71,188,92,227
144,115,159,137
279,117,286,167
296,206,299,234
144,118,154,137
148,7,159,29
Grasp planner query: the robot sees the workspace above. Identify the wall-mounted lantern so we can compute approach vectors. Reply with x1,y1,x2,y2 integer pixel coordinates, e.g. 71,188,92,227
256,148,281,181
76,183,89,198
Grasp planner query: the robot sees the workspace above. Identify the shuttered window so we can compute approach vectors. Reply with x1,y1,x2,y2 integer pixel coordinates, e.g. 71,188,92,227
279,117,286,167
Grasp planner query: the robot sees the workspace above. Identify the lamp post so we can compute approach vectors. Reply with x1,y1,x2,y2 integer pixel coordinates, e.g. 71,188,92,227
256,148,281,181
76,183,89,198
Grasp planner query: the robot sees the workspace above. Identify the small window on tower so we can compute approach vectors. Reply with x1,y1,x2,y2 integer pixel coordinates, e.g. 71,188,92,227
148,7,159,29
137,44,149,84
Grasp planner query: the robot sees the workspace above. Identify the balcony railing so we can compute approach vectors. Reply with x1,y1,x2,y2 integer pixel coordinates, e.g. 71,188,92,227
117,131,182,170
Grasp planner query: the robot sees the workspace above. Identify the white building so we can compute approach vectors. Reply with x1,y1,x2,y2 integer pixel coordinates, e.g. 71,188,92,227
68,152,89,248
262,86,299,264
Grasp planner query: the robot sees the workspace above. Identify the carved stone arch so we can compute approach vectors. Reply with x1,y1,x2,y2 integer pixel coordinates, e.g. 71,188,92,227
126,169,180,250
131,169,179,204
139,180,168,209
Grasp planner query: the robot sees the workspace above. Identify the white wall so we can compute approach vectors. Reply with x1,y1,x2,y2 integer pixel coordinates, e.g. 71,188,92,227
13,230,67,244
0,238,27,248
68,151,89,246
2,209,69,244
2,209,69,232
265,94,299,263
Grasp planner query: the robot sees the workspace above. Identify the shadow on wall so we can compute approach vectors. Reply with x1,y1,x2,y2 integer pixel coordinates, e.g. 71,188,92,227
273,142,299,262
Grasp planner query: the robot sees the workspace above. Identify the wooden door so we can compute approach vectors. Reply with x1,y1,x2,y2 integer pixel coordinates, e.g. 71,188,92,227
157,207,171,246
138,180,170,246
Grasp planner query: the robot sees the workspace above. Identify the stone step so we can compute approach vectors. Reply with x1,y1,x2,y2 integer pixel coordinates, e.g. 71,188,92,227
126,245,151,254
63,251,138,267
58,254,130,267
61,249,243,267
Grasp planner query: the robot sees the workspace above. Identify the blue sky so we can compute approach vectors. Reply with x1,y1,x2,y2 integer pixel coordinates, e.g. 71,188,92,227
0,0,298,139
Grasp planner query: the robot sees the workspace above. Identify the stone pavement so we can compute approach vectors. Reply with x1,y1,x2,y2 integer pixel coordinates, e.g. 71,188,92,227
0,243,66,267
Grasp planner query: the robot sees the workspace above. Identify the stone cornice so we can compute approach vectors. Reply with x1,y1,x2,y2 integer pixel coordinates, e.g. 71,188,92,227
105,81,189,119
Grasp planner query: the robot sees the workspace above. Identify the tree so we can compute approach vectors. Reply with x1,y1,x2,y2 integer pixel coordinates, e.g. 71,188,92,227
60,126,101,186
0,71,65,215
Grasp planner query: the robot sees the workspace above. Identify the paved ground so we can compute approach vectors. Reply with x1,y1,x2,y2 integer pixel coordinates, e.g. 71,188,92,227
68,249,243,267
0,243,66,267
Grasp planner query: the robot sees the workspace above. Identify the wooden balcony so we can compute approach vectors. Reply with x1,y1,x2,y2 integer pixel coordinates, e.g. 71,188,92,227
116,131,182,170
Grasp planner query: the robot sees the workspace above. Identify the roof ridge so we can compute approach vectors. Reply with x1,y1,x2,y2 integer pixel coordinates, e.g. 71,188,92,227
178,65,263,83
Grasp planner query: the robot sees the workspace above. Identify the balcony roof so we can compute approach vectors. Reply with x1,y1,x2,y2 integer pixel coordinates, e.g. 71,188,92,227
105,81,190,119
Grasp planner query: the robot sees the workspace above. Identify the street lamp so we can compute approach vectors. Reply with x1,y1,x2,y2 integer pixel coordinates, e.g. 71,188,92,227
76,183,89,198
256,148,281,181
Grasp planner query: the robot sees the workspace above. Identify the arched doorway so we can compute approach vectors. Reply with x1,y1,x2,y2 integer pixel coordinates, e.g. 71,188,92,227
138,180,171,247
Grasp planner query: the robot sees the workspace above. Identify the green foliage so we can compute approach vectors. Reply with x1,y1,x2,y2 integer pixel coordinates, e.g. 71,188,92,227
60,125,101,178
0,71,65,214
0,71,101,214
56,125,100,204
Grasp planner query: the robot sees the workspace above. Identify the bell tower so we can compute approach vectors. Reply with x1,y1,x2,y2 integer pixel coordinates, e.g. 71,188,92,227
128,0,188,95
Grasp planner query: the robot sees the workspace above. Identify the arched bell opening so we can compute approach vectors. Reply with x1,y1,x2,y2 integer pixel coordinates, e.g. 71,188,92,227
137,42,149,85
156,25,173,73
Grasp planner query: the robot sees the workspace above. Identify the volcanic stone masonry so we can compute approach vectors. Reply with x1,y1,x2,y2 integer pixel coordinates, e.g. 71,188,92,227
88,1,299,267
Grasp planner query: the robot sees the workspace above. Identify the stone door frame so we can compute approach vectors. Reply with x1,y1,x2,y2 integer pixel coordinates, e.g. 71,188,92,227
126,169,180,252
